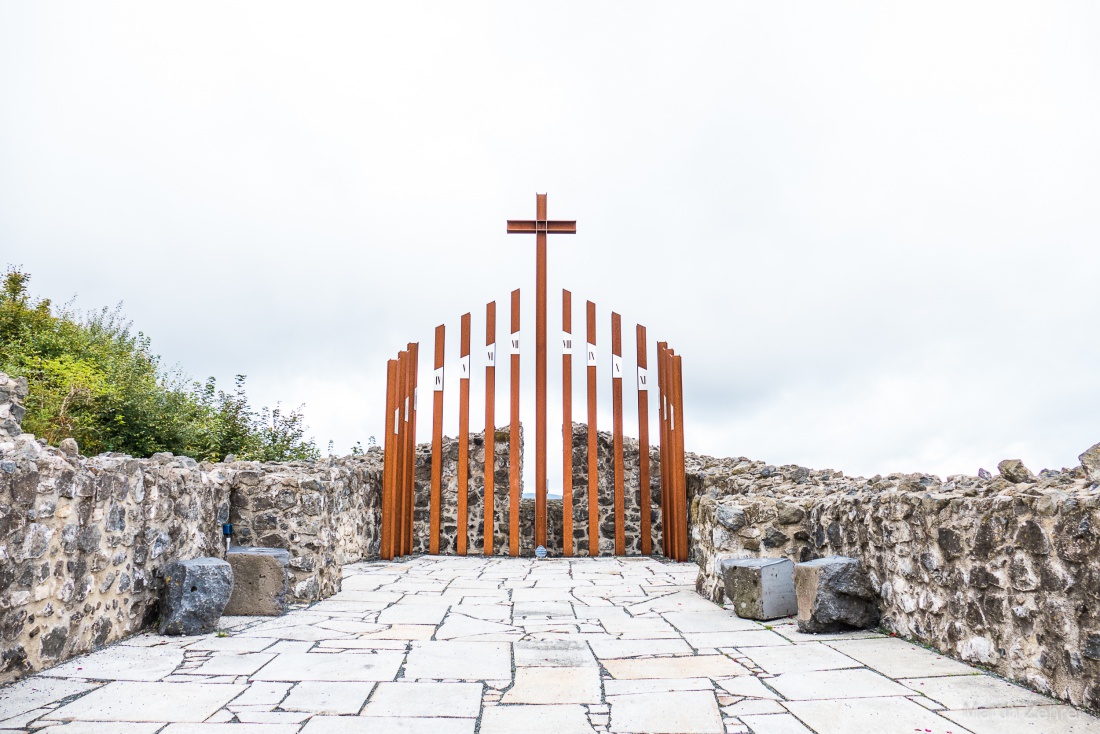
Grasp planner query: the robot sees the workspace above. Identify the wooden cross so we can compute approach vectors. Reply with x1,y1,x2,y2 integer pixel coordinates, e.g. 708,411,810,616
506,193,576,549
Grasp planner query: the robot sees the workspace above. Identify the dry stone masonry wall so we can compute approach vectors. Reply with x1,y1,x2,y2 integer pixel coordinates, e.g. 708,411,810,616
690,447,1100,710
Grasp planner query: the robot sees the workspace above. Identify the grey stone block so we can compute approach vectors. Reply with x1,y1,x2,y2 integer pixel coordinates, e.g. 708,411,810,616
160,558,233,635
224,547,290,616
720,557,797,620
794,556,879,633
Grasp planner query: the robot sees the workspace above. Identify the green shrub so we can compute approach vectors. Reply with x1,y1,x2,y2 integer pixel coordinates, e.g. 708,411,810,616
0,266,318,462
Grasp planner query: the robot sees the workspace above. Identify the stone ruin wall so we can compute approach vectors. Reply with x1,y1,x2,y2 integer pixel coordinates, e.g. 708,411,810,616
227,455,383,599
688,449,1100,711
411,423,664,558
0,373,385,684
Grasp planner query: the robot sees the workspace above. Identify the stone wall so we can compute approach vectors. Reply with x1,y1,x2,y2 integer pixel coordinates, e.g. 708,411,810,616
228,454,383,599
0,433,227,682
0,373,384,684
690,448,1100,710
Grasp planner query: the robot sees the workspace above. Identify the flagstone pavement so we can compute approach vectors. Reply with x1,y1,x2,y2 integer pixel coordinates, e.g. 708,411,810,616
2,556,1098,733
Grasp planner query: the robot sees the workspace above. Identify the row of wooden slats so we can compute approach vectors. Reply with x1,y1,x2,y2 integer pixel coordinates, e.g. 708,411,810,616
382,292,688,560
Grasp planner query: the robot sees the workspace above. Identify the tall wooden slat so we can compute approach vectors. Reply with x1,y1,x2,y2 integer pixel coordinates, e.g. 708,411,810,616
534,194,548,551
457,313,471,556
381,359,398,560
561,290,573,556
393,350,408,557
656,341,670,558
668,347,681,561
404,342,419,556
509,289,521,556
672,353,688,561
611,312,625,555
430,325,445,554
636,325,652,555
586,301,599,556
484,301,496,556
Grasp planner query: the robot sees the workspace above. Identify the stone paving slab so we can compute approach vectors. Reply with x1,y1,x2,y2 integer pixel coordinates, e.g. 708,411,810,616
3,556,1097,733
34,723,164,734
0,679,99,721
942,705,1100,733
38,646,184,682
899,673,1057,710
608,690,724,733
43,682,245,723
783,695,968,734
826,636,979,678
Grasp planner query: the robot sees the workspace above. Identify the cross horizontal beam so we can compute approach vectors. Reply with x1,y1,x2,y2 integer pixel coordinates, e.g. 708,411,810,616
506,220,577,234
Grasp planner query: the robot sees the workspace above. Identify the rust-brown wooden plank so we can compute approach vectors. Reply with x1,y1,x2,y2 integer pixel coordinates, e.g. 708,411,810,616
636,325,652,555
561,290,573,557
404,342,419,556
611,312,625,555
430,325,445,554
656,341,670,558
509,289,521,556
484,301,496,556
393,350,408,557
534,194,548,551
672,352,688,561
457,313,471,556
381,358,398,560
586,300,599,556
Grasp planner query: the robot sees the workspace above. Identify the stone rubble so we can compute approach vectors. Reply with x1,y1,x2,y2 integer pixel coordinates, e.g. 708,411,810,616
793,556,879,633
158,557,233,635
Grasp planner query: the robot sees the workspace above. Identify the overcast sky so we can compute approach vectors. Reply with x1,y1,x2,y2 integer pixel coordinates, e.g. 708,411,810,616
2,2,1098,484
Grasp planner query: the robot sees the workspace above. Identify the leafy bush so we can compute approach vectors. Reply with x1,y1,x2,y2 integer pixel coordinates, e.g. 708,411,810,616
0,266,319,462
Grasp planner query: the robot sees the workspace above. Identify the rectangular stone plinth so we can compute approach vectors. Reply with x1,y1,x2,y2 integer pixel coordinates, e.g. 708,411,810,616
720,557,797,620
224,547,290,616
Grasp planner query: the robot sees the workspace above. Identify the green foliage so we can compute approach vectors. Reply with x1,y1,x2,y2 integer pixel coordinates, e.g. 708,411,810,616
0,266,319,462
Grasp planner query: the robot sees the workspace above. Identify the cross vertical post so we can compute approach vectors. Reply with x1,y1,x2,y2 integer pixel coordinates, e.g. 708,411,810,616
508,194,576,552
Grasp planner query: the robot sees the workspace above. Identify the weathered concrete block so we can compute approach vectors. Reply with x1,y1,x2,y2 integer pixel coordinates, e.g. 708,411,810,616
794,556,879,633
159,558,233,635
224,547,290,616
720,557,797,620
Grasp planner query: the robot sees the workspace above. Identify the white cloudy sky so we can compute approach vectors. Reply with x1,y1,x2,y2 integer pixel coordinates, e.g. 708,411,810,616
2,2,1098,484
